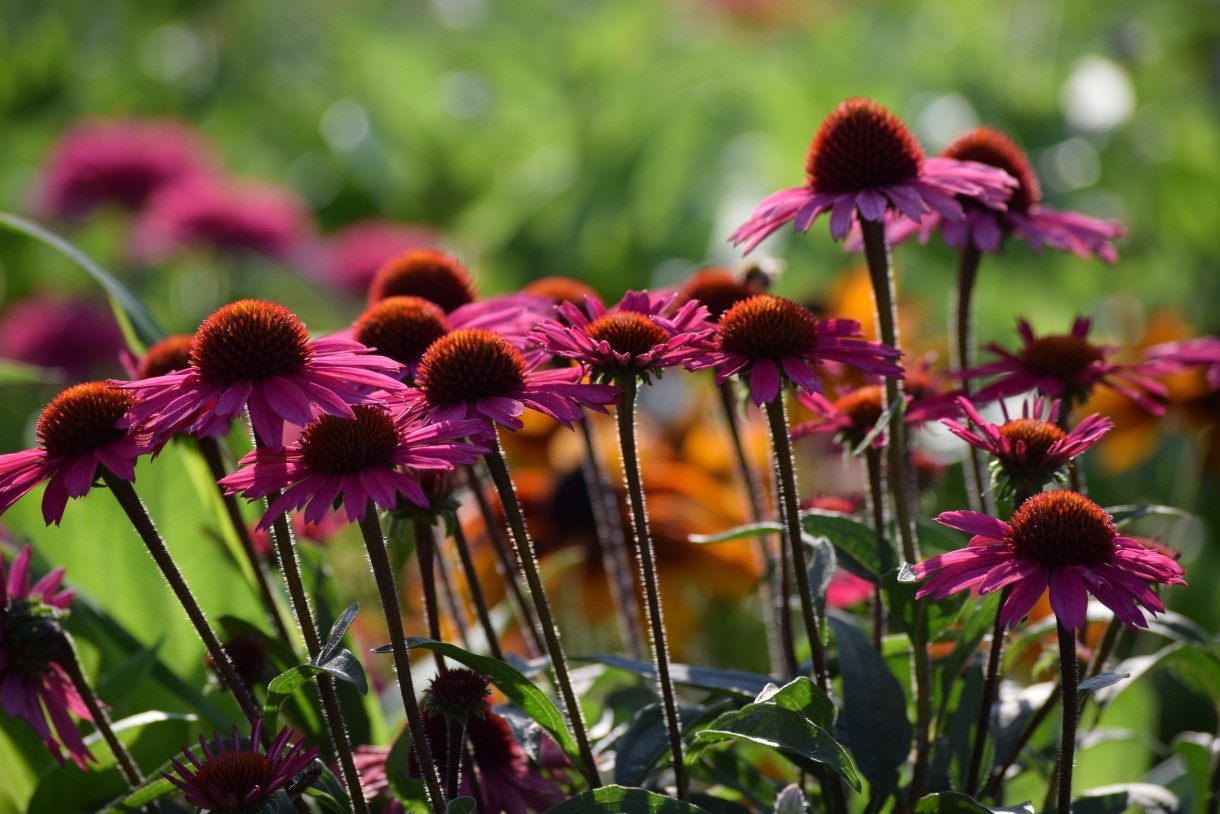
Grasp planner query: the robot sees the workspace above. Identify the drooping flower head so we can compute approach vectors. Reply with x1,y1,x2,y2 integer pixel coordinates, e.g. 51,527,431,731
131,176,311,262
39,118,212,219
941,397,1112,500
422,667,492,723
673,266,768,322
885,127,1124,261
0,383,152,525
220,404,486,528
915,491,1186,631
119,300,407,451
166,720,319,814
962,317,1172,415
352,296,452,382
0,296,125,382
313,220,439,296
0,545,94,768
530,290,715,384
692,295,903,405
730,98,1016,251
404,328,619,435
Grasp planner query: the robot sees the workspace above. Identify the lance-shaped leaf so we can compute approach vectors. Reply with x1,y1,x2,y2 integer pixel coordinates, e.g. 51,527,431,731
546,785,713,813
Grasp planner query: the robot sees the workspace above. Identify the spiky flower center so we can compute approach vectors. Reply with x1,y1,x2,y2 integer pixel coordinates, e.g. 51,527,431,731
1017,336,1104,382
719,295,818,361
298,406,400,475
415,328,527,407
584,312,669,359
805,99,924,195
523,276,600,307
677,268,755,321
834,386,885,433
998,418,1066,461
2,600,64,676
1008,490,1116,569
190,300,313,386
368,249,477,313
138,335,194,379
36,382,135,458
424,668,492,722
944,127,1040,211
352,296,450,371
190,750,278,811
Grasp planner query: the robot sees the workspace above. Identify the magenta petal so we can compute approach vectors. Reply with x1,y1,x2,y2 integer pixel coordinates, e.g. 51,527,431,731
748,361,781,405
1048,568,1089,631
934,510,1010,541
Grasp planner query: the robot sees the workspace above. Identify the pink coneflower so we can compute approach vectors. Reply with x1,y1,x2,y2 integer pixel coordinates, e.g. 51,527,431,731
884,127,1124,261
522,276,602,307
941,397,1112,498
38,118,212,219
962,317,1172,414
403,328,619,433
119,334,195,380
0,383,152,525
692,295,903,405
914,491,1186,631
530,290,716,383
1146,335,1220,390
792,368,961,449
118,300,406,450
673,267,767,321
220,405,485,528
730,98,1015,251
131,175,311,262
351,296,452,382
0,296,126,382
0,545,94,768
313,220,439,296
166,720,318,813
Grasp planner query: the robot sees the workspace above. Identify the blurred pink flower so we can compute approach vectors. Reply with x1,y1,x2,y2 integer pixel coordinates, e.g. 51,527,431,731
313,220,439,295
131,176,311,262
38,118,212,219
0,296,124,381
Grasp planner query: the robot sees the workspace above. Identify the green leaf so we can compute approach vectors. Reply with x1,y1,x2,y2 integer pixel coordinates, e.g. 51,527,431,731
1098,643,1220,710
697,749,779,812
1171,732,1214,814
615,702,713,787
445,797,478,814
0,211,165,350
801,510,891,582
1074,783,1178,814
319,602,360,664
582,654,772,698
0,359,64,385
912,791,1034,814
379,637,583,769
805,533,837,618
688,704,861,791
1079,672,1128,696
313,648,369,695
264,665,326,735
385,724,431,814
98,778,178,813
829,615,911,804
1104,504,1197,528
755,677,835,730
689,521,782,545
545,785,712,813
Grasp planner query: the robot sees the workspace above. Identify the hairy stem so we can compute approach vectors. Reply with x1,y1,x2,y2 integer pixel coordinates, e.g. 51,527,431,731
451,521,504,660
864,447,889,651
952,243,993,515
1055,623,1080,814
966,587,1011,797
413,515,448,671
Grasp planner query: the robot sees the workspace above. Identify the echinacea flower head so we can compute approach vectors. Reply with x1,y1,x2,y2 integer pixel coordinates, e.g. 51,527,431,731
0,545,94,768
131,176,311,262
166,720,318,814
368,249,478,312
407,327,619,433
674,266,767,322
942,397,1112,499
220,405,485,528
0,383,151,525
119,334,195,380
422,667,492,723
916,491,1186,631
884,126,1124,260
352,296,452,382
522,276,602,307
963,317,1171,414
1146,335,1220,391
313,219,439,296
39,118,212,219
530,290,715,384
693,295,903,405
119,300,406,450
730,98,1016,250
0,296,125,382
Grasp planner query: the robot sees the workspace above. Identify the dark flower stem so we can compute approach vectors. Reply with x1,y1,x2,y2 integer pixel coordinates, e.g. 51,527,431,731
451,521,503,660
952,243,993,515
965,586,1011,797
577,413,643,660
250,436,368,814
357,504,446,813
483,438,601,789
860,218,932,799
616,377,687,799
445,719,466,800
464,465,545,657
762,396,829,692
717,381,791,676
195,436,295,650
99,469,260,724
863,447,888,651
1055,622,1080,814
57,632,149,798
434,533,473,650
413,515,448,672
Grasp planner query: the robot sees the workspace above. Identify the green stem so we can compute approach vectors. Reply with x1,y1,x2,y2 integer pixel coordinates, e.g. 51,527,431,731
483,438,601,789
966,586,1011,797
413,515,448,671
717,381,789,676
1055,623,1080,814
357,504,446,812
863,447,889,651
451,521,504,660
100,469,260,724
952,243,993,515
616,377,687,798
577,413,643,660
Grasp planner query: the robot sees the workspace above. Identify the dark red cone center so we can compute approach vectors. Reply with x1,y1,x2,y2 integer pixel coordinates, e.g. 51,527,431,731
415,328,528,407
998,418,1067,462
584,312,670,359
1007,490,1116,569
1017,336,1105,383
353,296,450,372
298,406,400,475
944,127,1040,211
368,250,477,313
190,300,314,386
718,295,818,361
37,382,136,458
805,99,924,194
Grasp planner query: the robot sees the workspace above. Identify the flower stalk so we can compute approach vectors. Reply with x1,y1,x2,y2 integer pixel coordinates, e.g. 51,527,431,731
451,521,504,660
952,242,993,515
